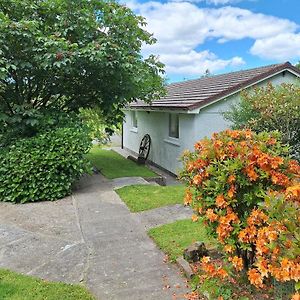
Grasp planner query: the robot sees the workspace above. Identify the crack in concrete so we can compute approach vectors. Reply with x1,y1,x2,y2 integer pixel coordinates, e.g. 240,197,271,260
71,194,93,284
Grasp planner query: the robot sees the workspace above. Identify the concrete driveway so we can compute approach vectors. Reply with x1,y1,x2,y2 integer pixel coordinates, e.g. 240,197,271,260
0,174,191,300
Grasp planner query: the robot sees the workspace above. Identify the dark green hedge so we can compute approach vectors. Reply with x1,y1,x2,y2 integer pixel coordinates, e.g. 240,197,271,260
0,125,92,203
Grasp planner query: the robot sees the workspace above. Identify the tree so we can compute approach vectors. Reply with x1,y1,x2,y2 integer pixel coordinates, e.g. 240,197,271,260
296,61,300,69
224,83,300,159
0,0,165,140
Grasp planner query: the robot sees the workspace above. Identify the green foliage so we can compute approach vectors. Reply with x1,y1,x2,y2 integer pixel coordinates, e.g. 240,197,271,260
0,0,165,136
148,219,217,261
0,109,83,147
0,268,95,300
0,118,91,203
198,277,233,300
296,61,300,69
79,108,120,144
86,147,156,179
224,83,300,159
263,192,300,259
116,184,186,212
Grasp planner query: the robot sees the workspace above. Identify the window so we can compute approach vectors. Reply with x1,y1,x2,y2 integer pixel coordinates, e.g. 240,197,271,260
169,113,179,138
131,111,138,128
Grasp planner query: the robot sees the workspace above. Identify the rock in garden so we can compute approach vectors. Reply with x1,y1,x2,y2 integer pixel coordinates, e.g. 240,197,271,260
183,241,208,262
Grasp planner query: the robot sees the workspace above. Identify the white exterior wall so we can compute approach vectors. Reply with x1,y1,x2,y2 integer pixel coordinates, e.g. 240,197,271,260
123,71,299,174
123,110,196,174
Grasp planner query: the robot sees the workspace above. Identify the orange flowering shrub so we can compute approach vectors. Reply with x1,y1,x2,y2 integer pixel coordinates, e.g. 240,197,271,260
180,129,300,297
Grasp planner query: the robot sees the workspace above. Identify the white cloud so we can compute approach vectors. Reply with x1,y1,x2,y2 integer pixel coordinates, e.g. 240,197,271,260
172,0,243,5
250,33,300,60
160,50,245,75
207,7,297,41
125,0,300,77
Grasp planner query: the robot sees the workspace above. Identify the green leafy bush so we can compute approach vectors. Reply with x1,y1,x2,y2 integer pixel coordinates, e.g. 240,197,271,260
79,108,120,144
224,83,300,159
0,123,91,203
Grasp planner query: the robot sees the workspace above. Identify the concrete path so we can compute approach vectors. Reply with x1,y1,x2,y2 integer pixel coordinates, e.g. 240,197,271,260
136,205,192,231
112,176,156,189
0,174,189,300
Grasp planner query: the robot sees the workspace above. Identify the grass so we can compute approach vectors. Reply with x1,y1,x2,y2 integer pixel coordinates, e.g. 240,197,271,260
86,147,157,179
115,184,185,212
0,268,95,300
148,219,217,261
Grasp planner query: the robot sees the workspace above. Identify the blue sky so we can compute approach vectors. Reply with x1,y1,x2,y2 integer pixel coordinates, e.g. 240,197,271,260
124,0,300,82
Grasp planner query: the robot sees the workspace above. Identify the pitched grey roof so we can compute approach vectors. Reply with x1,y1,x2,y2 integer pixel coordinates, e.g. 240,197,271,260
130,62,300,111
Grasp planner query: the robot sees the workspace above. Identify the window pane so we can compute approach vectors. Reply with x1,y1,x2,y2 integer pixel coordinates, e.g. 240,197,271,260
132,111,137,128
169,114,179,138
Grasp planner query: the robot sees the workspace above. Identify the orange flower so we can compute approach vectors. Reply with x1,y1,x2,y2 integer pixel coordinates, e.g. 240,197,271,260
186,162,195,172
226,212,239,224
214,140,223,149
201,256,211,263
270,170,289,186
267,137,277,145
198,206,204,214
224,245,234,253
229,256,243,271
256,238,270,255
191,214,199,222
194,140,209,151
216,194,227,208
270,156,284,169
238,226,257,243
227,185,236,198
228,130,240,139
245,165,259,181
244,129,253,139
217,223,233,242
217,268,229,279
248,268,263,287
281,258,291,271
291,293,300,300
256,258,269,278
227,174,236,184
285,240,292,249
247,209,268,226
184,189,193,206
288,160,300,175
206,209,219,222
290,262,300,282
257,153,270,169
202,262,216,276
193,174,202,185
285,184,300,201
272,245,280,256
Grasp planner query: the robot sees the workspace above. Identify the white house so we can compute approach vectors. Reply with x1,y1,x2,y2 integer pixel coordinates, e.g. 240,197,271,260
122,62,300,175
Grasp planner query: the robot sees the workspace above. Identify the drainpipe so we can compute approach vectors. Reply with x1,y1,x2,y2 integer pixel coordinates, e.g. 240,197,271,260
121,121,124,149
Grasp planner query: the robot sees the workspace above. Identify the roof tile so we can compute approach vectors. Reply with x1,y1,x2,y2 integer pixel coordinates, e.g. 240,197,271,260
130,62,300,111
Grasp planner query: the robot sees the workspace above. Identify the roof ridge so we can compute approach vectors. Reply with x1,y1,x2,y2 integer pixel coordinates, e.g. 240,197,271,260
167,61,291,87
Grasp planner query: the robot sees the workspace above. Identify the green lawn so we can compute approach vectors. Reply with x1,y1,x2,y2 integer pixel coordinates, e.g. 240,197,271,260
148,219,217,261
86,147,157,179
0,269,95,300
115,184,185,212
